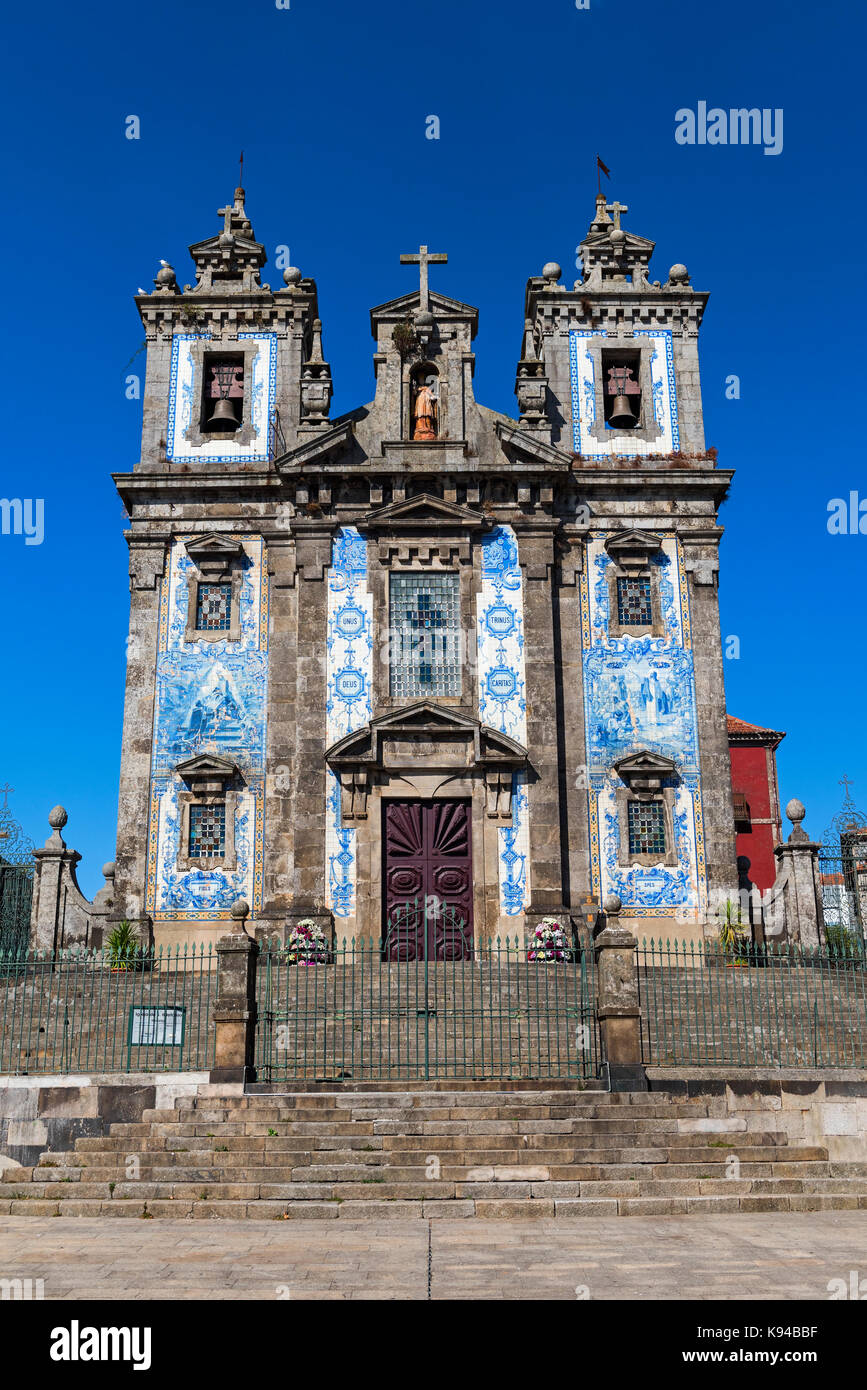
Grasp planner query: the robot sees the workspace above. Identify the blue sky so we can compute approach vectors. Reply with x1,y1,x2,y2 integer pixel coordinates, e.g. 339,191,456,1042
1,0,863,894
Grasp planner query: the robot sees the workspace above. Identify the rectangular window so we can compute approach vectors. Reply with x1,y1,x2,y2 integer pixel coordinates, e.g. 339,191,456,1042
628,800,666,857
617,575,652,627
195,583,232,632
390,572,461,697
602,350,641,428
188,803,226,859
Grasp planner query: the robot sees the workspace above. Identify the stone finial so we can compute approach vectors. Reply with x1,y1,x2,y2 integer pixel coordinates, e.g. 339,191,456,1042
102,861,116,882
786,798,808,842
48,805,68,830
154,260,178,292
542,261,562,283
230,898,251,934
603,893,622,919
283,266,302,287
667,262,690,287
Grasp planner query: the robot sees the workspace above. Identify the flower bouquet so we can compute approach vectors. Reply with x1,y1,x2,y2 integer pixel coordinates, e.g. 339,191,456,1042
526,917,571,962
284,918,329,966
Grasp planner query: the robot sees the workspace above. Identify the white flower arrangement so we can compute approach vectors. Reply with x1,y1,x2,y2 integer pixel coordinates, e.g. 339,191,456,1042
285,918,329,965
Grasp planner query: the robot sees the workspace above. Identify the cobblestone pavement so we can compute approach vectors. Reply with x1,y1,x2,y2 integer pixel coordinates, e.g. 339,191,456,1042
1,1212,864,1300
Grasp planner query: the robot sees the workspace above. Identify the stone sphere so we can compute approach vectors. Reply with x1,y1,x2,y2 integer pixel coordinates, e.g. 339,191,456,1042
609,228,626,246
542,261,562,282
414,308,435,327
283,266,302,286
603,893,622,915
230,898,250,920
786,798,806,824
102,861,116,879
668,262,689,282
48,805,68,830
155,264,175,286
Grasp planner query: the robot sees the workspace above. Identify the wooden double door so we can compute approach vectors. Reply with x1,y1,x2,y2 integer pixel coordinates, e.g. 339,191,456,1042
382,799,473,959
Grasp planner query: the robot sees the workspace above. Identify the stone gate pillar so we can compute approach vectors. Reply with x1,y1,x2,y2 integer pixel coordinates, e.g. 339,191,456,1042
211,900,259,1084
594,894,647,1090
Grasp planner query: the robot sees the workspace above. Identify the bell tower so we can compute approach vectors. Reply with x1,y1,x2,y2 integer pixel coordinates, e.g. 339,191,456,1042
518,194,736,934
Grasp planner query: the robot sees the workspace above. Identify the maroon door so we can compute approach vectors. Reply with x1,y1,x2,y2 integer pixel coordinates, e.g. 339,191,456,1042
383,800,473,959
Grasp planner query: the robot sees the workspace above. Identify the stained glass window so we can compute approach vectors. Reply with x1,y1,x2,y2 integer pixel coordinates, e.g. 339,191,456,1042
390,573,461,697
617,575,652,626
628,800,666,857
196,583,232,632
189,803,226,859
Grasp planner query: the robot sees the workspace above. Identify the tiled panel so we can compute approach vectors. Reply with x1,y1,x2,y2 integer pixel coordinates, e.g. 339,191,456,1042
476,526,531,916
166,333,277,463
580,535,706,915
146,537,269,920
325,527,373,918
569,329,680,459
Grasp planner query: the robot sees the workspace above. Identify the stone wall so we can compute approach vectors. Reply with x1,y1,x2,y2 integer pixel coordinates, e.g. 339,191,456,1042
0,1073,208,1169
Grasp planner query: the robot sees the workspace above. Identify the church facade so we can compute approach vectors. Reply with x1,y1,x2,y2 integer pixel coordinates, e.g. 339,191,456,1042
113,188,736,952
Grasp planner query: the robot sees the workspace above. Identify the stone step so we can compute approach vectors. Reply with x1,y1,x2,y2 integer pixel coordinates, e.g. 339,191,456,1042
2,1190,865,1220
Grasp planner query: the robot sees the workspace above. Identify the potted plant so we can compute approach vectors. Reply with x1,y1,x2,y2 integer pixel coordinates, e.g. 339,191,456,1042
106,919,140,972
284,918,329,966
718,900,749,967
526,917,571,962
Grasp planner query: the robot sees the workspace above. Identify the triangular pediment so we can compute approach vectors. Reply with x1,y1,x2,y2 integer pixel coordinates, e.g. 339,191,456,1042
176,753,238,780
185,533,244,559
361,493,488,533
369,290,478,332
495,422,574,470
604,530,663,559
615,751,676,776
326,702,527,769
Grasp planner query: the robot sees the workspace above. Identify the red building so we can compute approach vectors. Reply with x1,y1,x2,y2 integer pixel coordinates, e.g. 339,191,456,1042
727,715,786,891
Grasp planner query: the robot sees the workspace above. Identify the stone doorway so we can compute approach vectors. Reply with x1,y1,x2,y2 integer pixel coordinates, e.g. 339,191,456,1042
382,799,473,958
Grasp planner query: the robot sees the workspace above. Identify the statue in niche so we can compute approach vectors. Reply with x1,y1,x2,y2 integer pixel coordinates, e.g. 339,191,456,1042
411,371,438,440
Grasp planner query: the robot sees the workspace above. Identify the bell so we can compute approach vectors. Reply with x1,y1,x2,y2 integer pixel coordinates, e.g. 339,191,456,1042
608,393,636,428
204,398,240,432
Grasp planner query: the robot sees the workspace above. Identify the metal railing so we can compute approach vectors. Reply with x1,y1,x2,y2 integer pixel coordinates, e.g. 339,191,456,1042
256,915,598,1083
639,939,867,1068
0,946,216,1075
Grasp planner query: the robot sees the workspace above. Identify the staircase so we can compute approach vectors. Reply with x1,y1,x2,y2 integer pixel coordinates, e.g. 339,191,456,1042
4,1085,866,1219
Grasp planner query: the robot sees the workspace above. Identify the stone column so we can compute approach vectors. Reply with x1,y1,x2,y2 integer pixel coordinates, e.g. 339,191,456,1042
594,895,646,1090
516,520,568,915
769,799,825,950
113,537,167,936
211,900,259,1084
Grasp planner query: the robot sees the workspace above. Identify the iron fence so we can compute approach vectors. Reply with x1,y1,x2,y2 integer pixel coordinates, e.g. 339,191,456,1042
256,929,598,1083
0,946,216,1075
0,861,33,959
639,939,867,1068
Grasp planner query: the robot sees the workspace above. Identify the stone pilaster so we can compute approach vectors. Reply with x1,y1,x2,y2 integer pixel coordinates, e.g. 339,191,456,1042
289,518,335,916
113,536,167,932
260,533,297,925
682,535,737,915
516,520,566,912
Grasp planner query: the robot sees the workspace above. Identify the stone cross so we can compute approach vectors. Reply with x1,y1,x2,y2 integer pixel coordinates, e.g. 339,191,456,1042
400,245,447,312
605,201,629,231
